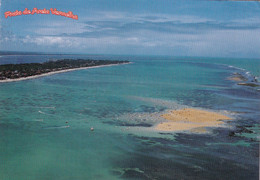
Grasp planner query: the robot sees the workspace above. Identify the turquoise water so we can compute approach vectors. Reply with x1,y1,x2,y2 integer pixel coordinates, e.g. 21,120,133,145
0,55,259,179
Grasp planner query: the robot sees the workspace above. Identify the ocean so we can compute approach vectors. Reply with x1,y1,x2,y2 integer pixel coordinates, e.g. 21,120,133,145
0,54,259,180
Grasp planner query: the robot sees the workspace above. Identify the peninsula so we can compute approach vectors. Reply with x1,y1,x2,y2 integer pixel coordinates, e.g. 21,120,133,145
0,59,130,82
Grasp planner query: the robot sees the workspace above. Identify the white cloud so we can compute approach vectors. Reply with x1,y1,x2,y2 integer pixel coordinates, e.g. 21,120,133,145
21,35,144,48
20,25,260,58
81,11,211,24
2,10,259,57
22,35,80,47
32,21,91,35
186,29,260,57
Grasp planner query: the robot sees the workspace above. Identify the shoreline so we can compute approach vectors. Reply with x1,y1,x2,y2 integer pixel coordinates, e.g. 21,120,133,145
0,62,131,83
227,72,259,87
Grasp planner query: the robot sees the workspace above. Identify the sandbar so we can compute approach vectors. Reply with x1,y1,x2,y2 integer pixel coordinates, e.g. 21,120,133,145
155,108,232,133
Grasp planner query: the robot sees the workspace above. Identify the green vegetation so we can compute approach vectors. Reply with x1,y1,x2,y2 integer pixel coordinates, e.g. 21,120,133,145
237,83,259,87
0,59,129,80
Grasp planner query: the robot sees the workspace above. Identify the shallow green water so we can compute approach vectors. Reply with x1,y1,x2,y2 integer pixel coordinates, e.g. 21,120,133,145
0,55,259,179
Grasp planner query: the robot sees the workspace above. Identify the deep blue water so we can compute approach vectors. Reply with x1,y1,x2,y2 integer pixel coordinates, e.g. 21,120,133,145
0,54,259,180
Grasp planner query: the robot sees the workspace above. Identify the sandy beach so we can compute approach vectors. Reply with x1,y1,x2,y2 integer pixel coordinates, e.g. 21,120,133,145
0,62,130,83
156,108,232,133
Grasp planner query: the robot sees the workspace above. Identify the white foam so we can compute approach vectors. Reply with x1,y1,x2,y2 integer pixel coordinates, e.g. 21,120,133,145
38,110,56,116
44,125,70,129
39,106,56,109
220,63,245,71
38,110,46,114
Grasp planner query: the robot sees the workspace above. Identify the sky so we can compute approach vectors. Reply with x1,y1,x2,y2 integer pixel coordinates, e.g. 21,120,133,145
0,0,260,58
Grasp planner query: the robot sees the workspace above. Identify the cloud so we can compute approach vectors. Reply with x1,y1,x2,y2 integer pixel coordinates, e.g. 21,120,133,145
55,12,260,38
22,35,80,47
21,35,145,48
23,12,217,37
2,11,260,57
18,25,260,58
33,21,92,36
20,11,260,39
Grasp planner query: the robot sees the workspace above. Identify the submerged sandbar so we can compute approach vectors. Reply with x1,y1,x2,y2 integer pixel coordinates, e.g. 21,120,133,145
156,108,232,132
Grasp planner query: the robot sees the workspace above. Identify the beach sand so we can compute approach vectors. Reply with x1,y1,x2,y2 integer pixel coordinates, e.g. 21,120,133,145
0,62,130,83
156,108,232,132
228,77,245,81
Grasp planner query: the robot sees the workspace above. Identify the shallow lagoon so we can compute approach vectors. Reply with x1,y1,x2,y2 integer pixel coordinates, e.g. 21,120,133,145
0,55,259,179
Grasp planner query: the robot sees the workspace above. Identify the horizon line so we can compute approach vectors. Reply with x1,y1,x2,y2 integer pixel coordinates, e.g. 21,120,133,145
0,50,259,60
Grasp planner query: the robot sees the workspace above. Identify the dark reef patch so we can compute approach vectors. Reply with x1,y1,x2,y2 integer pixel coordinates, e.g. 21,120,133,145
111,133,259,180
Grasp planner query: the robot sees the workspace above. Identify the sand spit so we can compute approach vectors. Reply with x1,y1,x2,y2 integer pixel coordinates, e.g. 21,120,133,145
0,62,130,83
156,108,232,133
